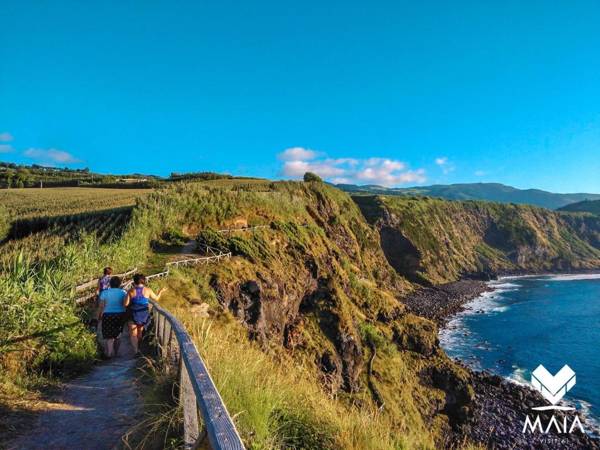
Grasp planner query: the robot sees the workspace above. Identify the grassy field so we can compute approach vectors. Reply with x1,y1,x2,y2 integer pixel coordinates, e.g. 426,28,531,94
0,187,151,219
0,187,158,443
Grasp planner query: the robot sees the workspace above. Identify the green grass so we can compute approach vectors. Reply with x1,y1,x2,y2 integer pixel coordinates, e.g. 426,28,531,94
136,181,461,448
160,292,437,450
367,195,600,283
1,180,490,448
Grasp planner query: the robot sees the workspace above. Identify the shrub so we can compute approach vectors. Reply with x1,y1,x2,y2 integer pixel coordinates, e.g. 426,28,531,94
303,172,323,183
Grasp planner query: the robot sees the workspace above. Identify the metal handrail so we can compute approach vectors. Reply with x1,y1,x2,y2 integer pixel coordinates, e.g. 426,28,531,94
150,299,245,450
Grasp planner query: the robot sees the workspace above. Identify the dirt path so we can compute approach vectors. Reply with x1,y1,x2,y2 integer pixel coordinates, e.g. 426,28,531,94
7,245,198,449
179,239,197,256
7,329,142,450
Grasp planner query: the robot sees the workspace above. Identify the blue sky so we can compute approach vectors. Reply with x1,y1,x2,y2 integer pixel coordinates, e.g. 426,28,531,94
1,1,599,192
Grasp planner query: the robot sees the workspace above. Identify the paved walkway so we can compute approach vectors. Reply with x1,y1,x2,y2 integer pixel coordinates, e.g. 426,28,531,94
7,329,142,450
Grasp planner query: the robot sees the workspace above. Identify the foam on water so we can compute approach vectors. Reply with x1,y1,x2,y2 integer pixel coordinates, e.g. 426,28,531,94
508,366,528,386
578,400,600,436
498,273,600,282
438,282,513,357
544,273,600,282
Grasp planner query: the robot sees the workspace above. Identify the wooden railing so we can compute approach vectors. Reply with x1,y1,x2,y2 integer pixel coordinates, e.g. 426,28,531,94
216,224,269,234
216,223,308,234
150,299,245,450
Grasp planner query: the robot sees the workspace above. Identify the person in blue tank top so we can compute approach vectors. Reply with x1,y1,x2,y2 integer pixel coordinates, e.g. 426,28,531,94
125,273,167,354
97,276,127,358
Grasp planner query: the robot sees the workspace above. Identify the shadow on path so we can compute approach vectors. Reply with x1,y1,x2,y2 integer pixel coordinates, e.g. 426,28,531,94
7,328,142,450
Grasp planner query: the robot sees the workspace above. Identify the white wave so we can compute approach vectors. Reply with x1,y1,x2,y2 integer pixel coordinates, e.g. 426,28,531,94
440,282,515,353
508,366,528,386
545,273,600,282
439,276,600,434
460,289,511,315
499,273,600,282
578,400,600,436
489,281,520,289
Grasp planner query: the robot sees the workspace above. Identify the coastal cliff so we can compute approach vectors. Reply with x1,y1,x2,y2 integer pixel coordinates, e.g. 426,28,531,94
143,182,600,448
354,195,600,285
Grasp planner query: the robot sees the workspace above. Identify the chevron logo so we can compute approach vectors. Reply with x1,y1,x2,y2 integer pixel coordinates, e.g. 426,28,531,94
531,364,576,405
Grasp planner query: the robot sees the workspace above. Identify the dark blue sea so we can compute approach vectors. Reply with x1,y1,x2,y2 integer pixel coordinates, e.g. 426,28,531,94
440,274,600,426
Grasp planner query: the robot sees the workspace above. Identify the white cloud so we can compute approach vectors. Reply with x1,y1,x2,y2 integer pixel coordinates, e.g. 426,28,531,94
0,144,13,153
282,159,347,178
359,168,426,185
24,148,81,164
330,177,353,184
435,156,455,174
0,132,13,142
278,147,319,161
278,147,426,187
474,170,486,177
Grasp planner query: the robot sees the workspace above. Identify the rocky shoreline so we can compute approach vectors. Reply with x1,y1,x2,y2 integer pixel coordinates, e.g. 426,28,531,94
401,279,491,326
467,370,599,449
403,278,600,449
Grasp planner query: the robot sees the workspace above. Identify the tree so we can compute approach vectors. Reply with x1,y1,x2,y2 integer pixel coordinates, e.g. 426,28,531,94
303,172,323,183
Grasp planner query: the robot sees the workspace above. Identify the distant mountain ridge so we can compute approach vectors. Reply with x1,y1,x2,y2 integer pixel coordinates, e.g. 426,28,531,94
336,182,600,210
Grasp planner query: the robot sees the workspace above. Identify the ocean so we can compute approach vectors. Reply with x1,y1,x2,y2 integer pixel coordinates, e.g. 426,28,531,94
440,273,600,424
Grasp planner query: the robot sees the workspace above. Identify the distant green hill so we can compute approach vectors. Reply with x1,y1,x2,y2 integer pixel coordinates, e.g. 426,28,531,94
558,199,600,215
336,182,600,210
0,162,159,188
0,162,243,189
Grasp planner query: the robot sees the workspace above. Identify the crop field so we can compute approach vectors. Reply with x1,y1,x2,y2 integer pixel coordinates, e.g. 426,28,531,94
0,187,151,220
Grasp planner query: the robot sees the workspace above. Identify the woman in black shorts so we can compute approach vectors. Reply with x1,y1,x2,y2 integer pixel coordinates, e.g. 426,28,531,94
97,276,127,358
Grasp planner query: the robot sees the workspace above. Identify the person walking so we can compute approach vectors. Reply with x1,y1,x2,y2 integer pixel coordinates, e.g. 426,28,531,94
90,267,114,332
97,276,127,358
125,274,167,354
97,267,113,295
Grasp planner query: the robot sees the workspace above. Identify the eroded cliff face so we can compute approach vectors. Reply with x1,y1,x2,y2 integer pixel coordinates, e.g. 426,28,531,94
154,182,474,445
194,185,409,393
355,195,600,284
